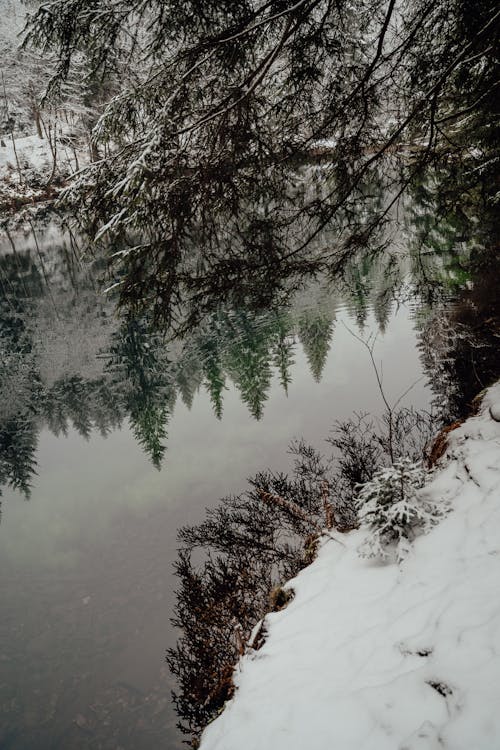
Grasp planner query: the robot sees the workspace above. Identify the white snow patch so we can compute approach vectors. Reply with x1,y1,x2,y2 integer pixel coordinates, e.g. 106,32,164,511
0,134,52,180
200,382,500,750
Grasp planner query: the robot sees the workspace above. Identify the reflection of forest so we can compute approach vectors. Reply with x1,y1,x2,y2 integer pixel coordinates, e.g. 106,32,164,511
0,229,404,497
405,169,500,421
1,165,499,500
417,249,500,420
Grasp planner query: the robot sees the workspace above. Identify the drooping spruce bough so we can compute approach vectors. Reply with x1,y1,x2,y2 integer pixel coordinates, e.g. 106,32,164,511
23,0,499,320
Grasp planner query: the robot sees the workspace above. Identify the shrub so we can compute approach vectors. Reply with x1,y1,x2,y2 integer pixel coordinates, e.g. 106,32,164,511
356,459,447,563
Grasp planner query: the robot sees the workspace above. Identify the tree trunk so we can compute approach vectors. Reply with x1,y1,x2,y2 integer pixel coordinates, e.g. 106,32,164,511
1,72,23,183
34,109,43,139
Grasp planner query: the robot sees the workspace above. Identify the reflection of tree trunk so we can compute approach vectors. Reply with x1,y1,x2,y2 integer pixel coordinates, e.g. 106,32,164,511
4,227,30,297
28,219,60,319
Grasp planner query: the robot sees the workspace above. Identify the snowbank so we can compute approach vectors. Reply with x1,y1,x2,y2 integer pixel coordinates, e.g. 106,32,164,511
200,382,500,750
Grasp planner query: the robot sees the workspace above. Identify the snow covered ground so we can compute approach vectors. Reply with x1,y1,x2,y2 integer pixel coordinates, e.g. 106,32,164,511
200,382,500,750
0,134,83,195
0,135,52,182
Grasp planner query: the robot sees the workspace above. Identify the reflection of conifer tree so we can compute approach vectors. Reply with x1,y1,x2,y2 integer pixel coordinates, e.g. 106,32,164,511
416,253,500,422
407,173,467,254
197,320,227,420
0,249,44,306
271,313,295,394
44,377,94,438
0,416,38,500
371,256,403,334
87,380,125,437
407,163,500,420
130,399,170,469
42,376,124,439
0,279,41,498
373,289,393,334
297,310,334,383
345,258,372,330
404,171,474,294
223,311,274,420
175,344,203,411
107,319,175,469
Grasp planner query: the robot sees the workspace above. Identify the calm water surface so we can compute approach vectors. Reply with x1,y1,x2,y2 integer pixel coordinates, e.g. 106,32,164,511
0,222,471,748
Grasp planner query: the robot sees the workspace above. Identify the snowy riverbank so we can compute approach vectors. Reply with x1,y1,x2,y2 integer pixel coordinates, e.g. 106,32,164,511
0,134,85,217
200,382,500,750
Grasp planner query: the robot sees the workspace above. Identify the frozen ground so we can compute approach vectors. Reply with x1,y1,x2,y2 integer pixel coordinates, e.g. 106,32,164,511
200,381,500,750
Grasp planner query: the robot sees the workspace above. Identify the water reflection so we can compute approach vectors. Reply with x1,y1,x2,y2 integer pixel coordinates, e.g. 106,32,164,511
404,166,500,419
0,224,426,500
0,459,184,749
1,203,498,502
417,247,500,421
0,162,499,749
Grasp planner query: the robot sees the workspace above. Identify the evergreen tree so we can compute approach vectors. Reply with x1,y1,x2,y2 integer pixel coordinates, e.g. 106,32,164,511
356,459,445,562
22,0,499,312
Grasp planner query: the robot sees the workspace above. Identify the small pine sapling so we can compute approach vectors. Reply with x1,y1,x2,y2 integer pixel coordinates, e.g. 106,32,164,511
356,458,447,562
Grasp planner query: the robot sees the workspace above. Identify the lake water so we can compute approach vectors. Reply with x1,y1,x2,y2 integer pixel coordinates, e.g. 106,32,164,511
0,218,495,748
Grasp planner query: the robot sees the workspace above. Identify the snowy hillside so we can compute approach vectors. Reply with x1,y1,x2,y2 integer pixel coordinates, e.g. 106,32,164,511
200,382,500,750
